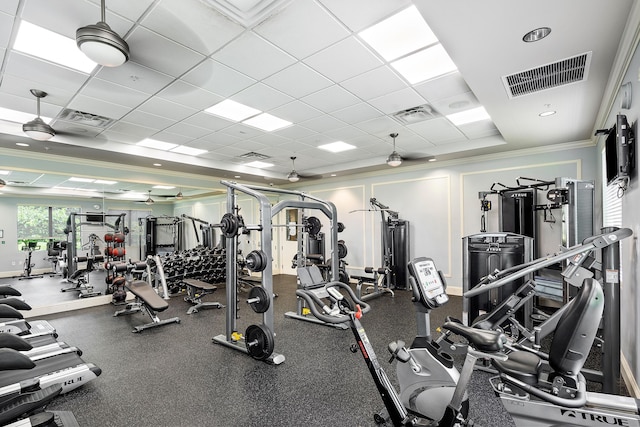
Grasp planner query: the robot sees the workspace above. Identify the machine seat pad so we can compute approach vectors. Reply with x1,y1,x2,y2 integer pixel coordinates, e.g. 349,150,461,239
182,279,217,291
0,286,21,297
0,298,31,311
442,321,506,352
0,332,32,351
126,280,169,312
0,348,36,370
0,304,24,320
493,350,542,385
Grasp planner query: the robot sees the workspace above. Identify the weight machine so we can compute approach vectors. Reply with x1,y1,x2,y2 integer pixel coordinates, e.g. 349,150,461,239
141,215,182,257
212,181,340,364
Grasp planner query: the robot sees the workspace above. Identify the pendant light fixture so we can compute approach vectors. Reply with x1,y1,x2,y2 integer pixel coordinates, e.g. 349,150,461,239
76,0,130,67
23,89,55,141
287,156,300,182
145,190,155,205
386,133,402,167
175,189,184,200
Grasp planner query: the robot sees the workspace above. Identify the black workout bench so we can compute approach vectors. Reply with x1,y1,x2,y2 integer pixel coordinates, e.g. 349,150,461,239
113,280,180,333
181,279,224,314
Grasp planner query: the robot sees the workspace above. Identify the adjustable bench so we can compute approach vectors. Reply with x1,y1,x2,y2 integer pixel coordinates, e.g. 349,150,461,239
114,280,180,333
181,279,224,314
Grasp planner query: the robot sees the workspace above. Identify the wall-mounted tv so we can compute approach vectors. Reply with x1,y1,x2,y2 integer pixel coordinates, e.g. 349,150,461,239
605,113,635,185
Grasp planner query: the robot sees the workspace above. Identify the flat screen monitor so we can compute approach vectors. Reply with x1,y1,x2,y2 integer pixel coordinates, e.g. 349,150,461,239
85,213,105,223
606,114,635,185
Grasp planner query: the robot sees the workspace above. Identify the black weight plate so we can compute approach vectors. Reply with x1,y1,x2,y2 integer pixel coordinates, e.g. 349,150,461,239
338,240,348,259
337,222,345,233
220,213,239,238
306,216,321,236
248,286,270,313
245,324,274,361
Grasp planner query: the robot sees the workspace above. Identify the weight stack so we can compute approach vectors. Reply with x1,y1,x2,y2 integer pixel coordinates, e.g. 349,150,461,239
462,233,533,326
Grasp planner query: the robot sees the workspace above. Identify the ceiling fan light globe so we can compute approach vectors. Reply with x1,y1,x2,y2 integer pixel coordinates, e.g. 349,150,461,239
287,171,300,182
387,151,402,167
23,117,55,141
76,22,129,67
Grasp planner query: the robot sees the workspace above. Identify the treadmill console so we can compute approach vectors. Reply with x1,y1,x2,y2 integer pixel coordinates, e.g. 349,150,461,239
408,257,448,309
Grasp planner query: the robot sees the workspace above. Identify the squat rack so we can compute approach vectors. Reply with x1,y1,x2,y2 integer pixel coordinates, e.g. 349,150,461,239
212,181,339,365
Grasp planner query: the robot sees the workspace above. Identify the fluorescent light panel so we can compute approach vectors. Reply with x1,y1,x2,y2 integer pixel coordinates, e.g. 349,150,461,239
318,141,356,153
94,179,118,185
391,44,457,84
14,21,96,73
359,6,438,61
136,139,178,151
0,171,10,175
205,99,261,122
243,113,292,131
68,177,94,182
245,161,274,168
153,185,175,189
170,145,207,156
446,106,491,126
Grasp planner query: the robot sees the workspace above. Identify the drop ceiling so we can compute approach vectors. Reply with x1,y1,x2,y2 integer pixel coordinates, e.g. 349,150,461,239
0,0,637,199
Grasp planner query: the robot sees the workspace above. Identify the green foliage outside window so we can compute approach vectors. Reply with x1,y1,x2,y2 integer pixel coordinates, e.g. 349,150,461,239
17,205,79,251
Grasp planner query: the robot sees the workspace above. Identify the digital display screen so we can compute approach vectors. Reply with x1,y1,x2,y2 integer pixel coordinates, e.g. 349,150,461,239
414,259,444,299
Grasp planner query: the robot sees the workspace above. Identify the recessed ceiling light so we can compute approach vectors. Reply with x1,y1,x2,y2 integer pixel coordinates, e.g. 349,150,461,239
153,163,162,167
234,175,241,178
69,177,94,182
391,44,457,84
359,6,438,61
330,174,337,177
170,145,207,156
539,110,556,117
153,185,175,189
16,142,30,147
446,106,490,126
523,27,551,43
205,99,261,122
245,161,274,168
318,141,357,153
428,157,437,162
14,20,96,73
94,179,117,185
243,113,292,131
0,171,10,175
137,138,178,151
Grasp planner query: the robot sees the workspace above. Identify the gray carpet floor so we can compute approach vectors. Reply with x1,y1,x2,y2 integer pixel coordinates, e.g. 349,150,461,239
3,272,600,427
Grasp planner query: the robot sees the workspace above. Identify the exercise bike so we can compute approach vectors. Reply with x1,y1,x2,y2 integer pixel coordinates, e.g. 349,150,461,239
296,257,508,426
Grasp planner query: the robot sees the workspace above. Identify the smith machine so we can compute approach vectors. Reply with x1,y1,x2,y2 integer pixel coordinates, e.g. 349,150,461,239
212,181,340,365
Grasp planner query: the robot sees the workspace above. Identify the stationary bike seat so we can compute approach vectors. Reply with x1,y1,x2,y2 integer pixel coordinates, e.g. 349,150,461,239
441,322,506,352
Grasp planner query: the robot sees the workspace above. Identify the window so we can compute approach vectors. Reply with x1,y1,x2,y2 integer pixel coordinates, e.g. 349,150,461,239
602,149,623,228
17,205,80,250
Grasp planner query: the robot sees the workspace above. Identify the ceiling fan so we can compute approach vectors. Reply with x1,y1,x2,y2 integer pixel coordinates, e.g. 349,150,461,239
385,132,436,166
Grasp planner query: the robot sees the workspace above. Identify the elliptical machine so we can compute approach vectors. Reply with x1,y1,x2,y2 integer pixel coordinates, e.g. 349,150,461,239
296,257,508,426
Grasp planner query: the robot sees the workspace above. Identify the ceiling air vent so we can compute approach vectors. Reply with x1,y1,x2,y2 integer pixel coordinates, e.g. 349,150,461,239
239,152,271,160
502,52,592,98
56,109,115,128
392,104,439,125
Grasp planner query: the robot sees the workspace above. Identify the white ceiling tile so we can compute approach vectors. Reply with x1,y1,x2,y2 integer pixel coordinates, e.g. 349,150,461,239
125,26,205,77
0,90,62,119
353,116,399,135
459,121,500,139
301,85,360,113
107,121,158,139
407,117,466,145
80,78,150,109
102,128,148,144
232,83,293,112
140,0,244,56
431,91,480,116
0,12,13,48
212,32,296,81
0,0,18,14
85,0,156,21
0,47,5,70
228,139,270,153
318,0,412,32
138,97,198,121
331,103,383,124
4,52,89,94
341,66,407,100
250,133,291,146
158,80,223,110
368,87,426,114
195,132,241,146
95,61,174,95
304,37,382,83
263,63,333,98
220,123,264,139
0,74,76,106
324,125,367,141
150,131,192,145
67,94,132,120
163,122,211,139
182,112,234,132
273,124,317,140
120,110,175,130
255,0,349,59
270,101,323,123
413,72,471,102
182,59,256,98
298,115,347,133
